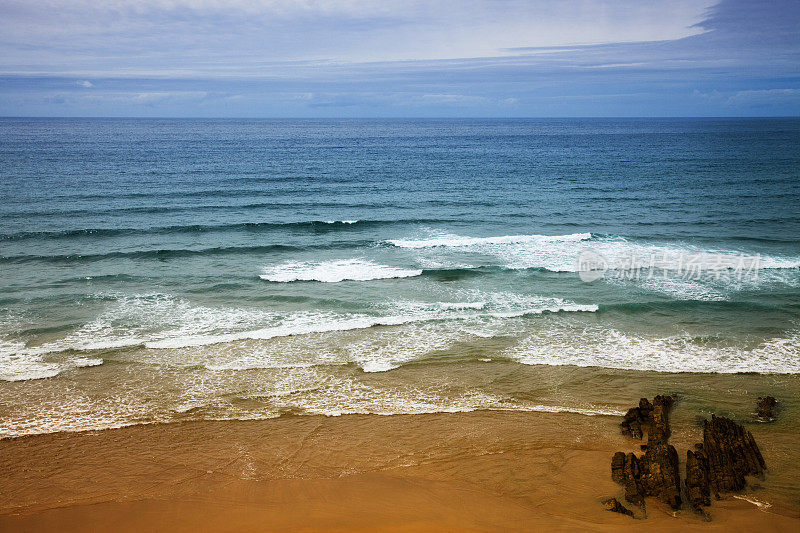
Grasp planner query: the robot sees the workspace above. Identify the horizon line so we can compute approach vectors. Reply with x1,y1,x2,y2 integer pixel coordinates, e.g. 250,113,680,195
2,115,799,120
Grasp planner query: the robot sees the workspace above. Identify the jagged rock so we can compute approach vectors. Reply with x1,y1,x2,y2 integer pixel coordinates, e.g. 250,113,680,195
683,415,765,517
611,451,645,507
639,442,682,509
611,395,682,510
703,415,765,494
756,396,777,420
620,398,653,439
603,497,635,517
611,397,769,519
648,395,674,445
685,446,711,511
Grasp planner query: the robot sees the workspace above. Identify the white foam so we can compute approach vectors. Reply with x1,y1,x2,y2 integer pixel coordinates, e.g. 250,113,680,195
2,292,597,366
505,326,800,374
0,365,623,437
488,303,598,318
733,495,772,510
389,231,800,299
259,371,624,419
408,290,598,320
620,276,728,301
0,390,158,437
168,294,595,355
141,293,597,373
11,294,279,359
145,312,417,350
73,357,104,368
187,318,477,373
439,302,486,310
344,322,461,372
0,354,61,382
0,352,103,382
260,259,422,283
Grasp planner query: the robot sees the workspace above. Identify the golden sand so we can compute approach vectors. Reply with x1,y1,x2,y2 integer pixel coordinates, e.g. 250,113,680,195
0,410,797,532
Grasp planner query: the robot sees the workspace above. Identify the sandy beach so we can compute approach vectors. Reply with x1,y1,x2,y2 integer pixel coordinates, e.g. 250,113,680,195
1,407,797,532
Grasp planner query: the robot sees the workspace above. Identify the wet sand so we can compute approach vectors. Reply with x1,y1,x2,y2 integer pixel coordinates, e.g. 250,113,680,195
1,409,798,532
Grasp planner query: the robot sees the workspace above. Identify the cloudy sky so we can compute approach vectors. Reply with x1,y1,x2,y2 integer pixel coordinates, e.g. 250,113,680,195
0,0,798,116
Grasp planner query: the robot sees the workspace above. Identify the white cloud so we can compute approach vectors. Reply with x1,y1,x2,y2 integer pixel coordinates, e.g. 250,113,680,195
0,0,715,76
75,80,92,87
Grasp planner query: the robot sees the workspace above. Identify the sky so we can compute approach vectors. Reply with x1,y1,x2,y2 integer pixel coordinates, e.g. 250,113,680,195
0,0,798,117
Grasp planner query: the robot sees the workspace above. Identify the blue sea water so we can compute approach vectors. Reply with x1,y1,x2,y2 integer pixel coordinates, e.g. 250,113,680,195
0,118,798,436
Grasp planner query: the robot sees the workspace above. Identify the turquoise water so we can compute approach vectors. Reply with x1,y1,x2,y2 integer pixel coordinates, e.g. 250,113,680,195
0,118,798,435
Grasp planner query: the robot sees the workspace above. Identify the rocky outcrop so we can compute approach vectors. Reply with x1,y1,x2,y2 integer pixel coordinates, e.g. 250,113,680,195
603,497,635,517
611,451,645,507
610,395,681,510
756,396,777,420
703,415,765,494
648,395,674,445
610,397,768,518
684,415,765,515
685,445,711,511
620,397,653,439
638,441,682,510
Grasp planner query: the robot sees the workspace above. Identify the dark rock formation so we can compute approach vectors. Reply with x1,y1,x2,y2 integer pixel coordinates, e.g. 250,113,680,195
603,497,635,517
683,415,765,516
756,396,777,420
620,397,653,439
610,396,768,518
648,395,674,445
610,395,681,510
638,441,682,510
611,451,645,507
685,445,711,512
703,415,765,494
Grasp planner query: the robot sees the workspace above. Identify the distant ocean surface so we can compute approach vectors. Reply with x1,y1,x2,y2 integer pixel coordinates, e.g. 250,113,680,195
1,118,799,436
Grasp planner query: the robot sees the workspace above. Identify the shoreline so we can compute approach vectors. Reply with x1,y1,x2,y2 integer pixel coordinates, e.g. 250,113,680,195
1,410,797,531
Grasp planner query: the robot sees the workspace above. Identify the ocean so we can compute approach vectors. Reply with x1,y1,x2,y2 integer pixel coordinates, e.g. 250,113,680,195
1,117,799,437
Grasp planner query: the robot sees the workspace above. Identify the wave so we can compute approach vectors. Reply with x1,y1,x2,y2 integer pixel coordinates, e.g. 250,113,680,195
0,349,102,382
260,259,422,283
143,313,451,350
0,243,362,265
389,231,800,270
0,218,449,242
0,366,624,437
504,325,800,374
0,294,283,364
0,293,598,368
599,299,787,314
387,232,592,249
387,231,800,300
0,401,624,438
0,199,491,220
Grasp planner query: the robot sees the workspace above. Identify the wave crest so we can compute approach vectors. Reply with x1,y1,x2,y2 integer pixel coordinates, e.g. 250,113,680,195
260,259,422,283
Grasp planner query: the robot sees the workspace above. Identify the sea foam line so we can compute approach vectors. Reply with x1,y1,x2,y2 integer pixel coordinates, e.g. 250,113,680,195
0,293,599,363
505,326,800,374
143,302,598,351
260,259,422,283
